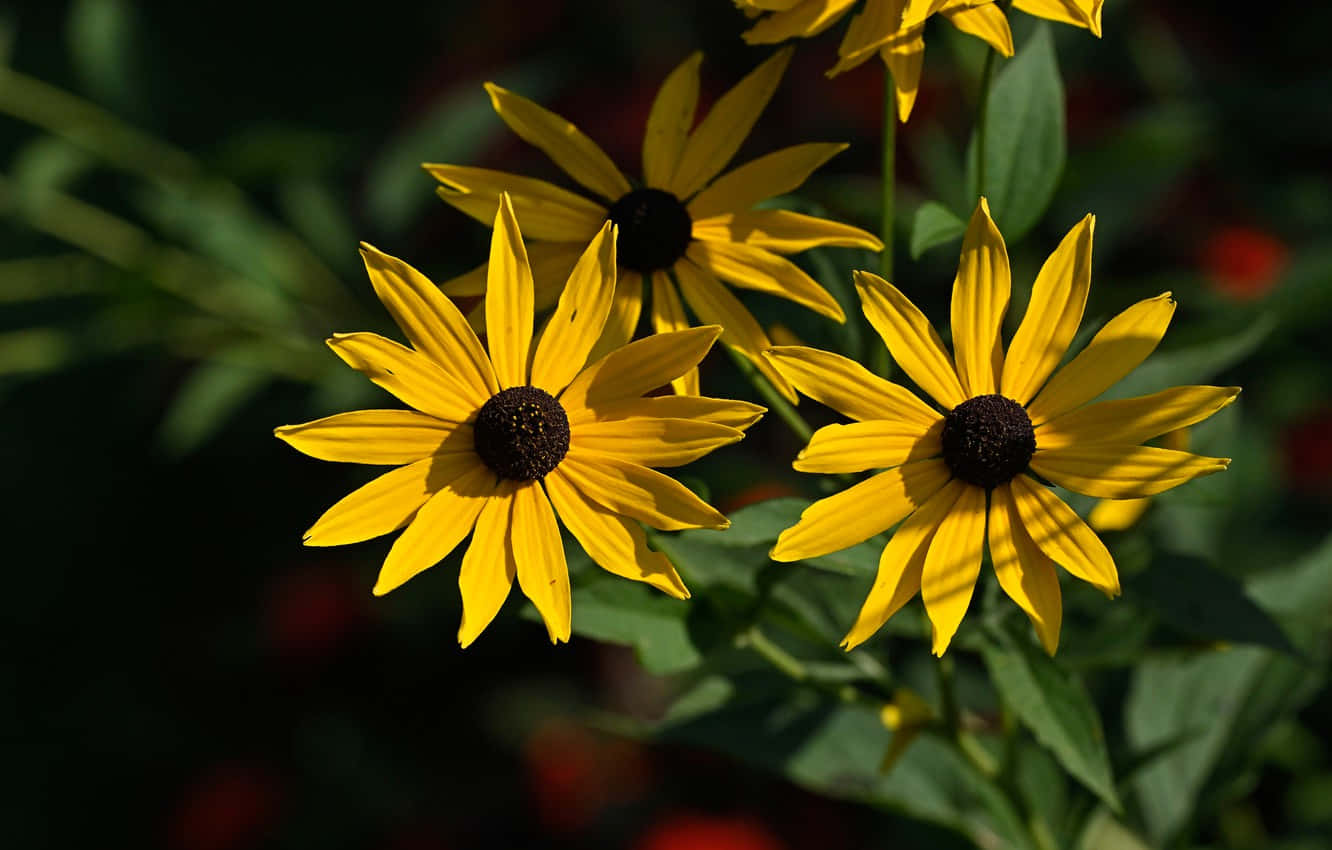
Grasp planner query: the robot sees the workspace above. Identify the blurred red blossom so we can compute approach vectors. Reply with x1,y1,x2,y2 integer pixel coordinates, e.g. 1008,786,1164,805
524,718,652,835
1282,406,1332,493
632,812,787,850
1201,225,1289,300
264,565,369,663
165,762,282,850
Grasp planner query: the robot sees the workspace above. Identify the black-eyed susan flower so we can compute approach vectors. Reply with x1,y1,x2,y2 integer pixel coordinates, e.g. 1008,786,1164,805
423,50,880,400
275,195,764,647
764,199,1239,655
734,0,1015,122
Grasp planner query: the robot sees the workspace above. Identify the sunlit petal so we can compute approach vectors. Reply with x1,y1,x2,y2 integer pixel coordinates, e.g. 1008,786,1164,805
1010,474,1119,596
763,345,942,428
854,271,967,409
1035,385,1239,449
643,52,702,189
921,483,986,655
457,483,518,648
425,164,608,241
561,325,721,413
560,449,729,531
686,143,849,220
1031,445,1230,499
511,482,572,643
989,483,1062,654
485,194,535,388
688,239,845,321
531,221,618,396
951,197,1010,397
794,419,942,473
275,411,472,465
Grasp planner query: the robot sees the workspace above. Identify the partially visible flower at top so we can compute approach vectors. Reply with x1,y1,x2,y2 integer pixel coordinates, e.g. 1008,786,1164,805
1201,225,1289,301
764,198,1239,655
735,0,1014,122
1088,428,1190,531
275,196,764,646
424,49,881,401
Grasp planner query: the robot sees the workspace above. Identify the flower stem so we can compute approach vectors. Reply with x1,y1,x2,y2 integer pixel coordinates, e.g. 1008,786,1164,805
722,344,813,445
738,625,807,681
973,1,1012,199
880,66,896,282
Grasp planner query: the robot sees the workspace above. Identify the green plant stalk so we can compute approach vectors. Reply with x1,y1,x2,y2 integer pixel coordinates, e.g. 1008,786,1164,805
738,625,808,681
722,344,814,445
973,0,1013,199
881,65,896,282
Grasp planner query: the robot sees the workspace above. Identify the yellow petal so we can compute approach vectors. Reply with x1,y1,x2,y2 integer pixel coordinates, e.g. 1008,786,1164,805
763,345,942,428
303,456,439,547
901,0,953,28
687,239,845,322
834,0,909,70
485,194,534,389
1087,497,1151,533
771,458,952,561
989,483,1062,654
674,258,796,402
373,460,495,595
573,394,767,430
559,449,729,531
1010,474,1120,596
686,143,849,220
586,271,644,364
574,417,744,467
669,47,793,199
921,483,986,655
1026,293,1177,425
854,271,967,409
795,419,943,473
649,271,700,396
531,221,618,396
275,411,471,464
511,481,572,643
691,209,882,254
457,484,518,648
484,82,631,202
741,0,858,44
941,2,1015,56
643,52,702,189
1031,445,1230,499
327,333,476,423
951,197,1011,397
877,33,926,122
544,468,690,599
841,477,965,650
561,325,721,413
1000,214,1094,404
440,242,585,308
1013,0,1103,36
1035,385,1239,449
425,164,608,241
360,242,499,401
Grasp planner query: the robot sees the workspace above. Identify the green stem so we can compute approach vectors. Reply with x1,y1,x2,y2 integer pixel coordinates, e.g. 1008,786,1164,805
973,0,1012,200
880,65,896,282
722,344,813,445
738,625,807,681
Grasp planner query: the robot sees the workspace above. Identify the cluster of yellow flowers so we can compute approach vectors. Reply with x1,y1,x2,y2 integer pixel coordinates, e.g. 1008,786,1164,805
277,0,1235,657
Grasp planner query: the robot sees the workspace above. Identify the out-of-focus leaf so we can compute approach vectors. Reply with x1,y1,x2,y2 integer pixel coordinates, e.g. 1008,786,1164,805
66,0,141,114
981,625,1121,811
10,136,94,195
910,201,967,259
1125,554,1296,654
157,356,271,456
965,24,1065,241
0,328,74,375
0,255,103,302
1077,809,1154,850
693,498,806,548
277,178,358,275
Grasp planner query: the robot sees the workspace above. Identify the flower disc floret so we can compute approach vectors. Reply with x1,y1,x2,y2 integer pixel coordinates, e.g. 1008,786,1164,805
474,386,570,480
606,188,693,273
942,394,1036,489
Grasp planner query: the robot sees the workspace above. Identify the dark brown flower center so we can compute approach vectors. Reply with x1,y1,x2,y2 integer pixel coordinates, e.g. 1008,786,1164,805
606,188,692,272
941,394,1036,489
473,386,570,480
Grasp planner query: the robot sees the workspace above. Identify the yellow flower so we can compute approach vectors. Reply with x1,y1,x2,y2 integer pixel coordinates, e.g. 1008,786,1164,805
424,49,881,401
275,195,764,647
764,198,1238,656
1088,428,1191,531
735,0,1015,122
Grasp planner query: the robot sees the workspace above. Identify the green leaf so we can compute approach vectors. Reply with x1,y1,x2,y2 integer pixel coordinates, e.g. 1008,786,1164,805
910,201,967,259
981,626,1121,811
156,357,270,456
694,498,807,547
965,24,1065,241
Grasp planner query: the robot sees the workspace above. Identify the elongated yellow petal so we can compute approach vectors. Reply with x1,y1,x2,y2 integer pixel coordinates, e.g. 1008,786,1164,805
1013,0,1103,36
795,419,943,473
573,394,766,430
440,242,585,312
1010,474,1119,596
763,345,942,427
902,0,953,28
921,483,986,655
360,242,499,401
511,481,572,643
951,198,1010,397
560,449,729,531
457,484,518,648
1035,385,1239,449
742,0,857,43
275,411,471,464
941,2,1014,56
561,325,721,412
1000,214,1094,404
692,209,882,254
303,456,440,547
531,221,618,396
373,460,494,595
586,271,644,365
1087,497,1151,533
486,194,534,388
1026,293,1176,425
674,258,796,402
545,468,690,599
989,483,1062,654
669,48,792,199
327,333,476,423
688,239,845,321
484,82,631,202
425,164,608,241
574,417,743,467
876,33,926,122
1031,445,1230,499
854,271,967,409
649,271,700,396
643,52,702,189
771,458,952,561
686,143,848,220
841,477,965,650
834,0,907,70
